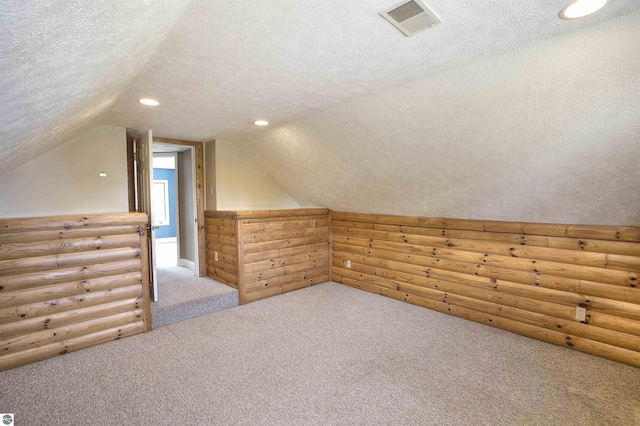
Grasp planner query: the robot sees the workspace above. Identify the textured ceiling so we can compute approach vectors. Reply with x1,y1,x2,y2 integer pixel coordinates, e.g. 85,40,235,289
0,0,191,173
233,11,640,225
1,1,639,225
1,0,638,175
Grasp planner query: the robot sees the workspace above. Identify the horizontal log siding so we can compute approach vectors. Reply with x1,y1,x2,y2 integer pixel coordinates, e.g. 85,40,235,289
331,212,640,368
206,210,330,304
0,213,149,371
205,215,239,289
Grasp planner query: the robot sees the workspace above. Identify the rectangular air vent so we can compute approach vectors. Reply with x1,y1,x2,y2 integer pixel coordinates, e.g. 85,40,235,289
380,0,441,37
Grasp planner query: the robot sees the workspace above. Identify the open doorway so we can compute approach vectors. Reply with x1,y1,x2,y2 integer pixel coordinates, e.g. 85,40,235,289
150,141,203,305
127,134,208,299
152,146,196,272
128,134,238,328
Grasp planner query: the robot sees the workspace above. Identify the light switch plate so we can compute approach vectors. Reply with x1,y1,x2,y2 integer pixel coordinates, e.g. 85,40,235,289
575,307,586,322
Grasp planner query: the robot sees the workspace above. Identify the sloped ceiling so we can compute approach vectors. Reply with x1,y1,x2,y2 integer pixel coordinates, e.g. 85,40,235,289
234,12,640,225
0,0,191,173
1,1,638,224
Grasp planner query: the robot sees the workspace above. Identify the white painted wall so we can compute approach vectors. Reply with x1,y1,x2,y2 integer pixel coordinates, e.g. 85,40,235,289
0,125,129,218
178,150,196,262
214,140,300,211
233,13,640,226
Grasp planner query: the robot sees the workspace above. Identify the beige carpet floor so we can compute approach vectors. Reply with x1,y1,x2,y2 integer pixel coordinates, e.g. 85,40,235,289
151,265,239,328
1,282,639,425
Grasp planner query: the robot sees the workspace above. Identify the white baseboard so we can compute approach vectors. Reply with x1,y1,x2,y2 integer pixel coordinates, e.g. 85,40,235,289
178,259,196,270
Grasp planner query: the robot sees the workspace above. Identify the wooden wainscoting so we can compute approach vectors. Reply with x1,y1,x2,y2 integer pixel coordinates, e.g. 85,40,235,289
205,214,239,289
331,212,640,367
206,209,330,304
0,213,151,371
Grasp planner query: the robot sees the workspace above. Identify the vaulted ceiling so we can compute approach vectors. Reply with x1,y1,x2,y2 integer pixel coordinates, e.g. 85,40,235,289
1,1,638,223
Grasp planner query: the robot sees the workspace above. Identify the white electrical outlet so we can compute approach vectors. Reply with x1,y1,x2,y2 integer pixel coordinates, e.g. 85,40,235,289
575,307,587,321
214,251,219,261
346,260,351,268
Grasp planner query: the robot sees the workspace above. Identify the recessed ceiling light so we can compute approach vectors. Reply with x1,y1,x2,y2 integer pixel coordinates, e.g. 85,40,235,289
139,98,159,106
99,172,107,177
559,0,607,19
254,120,269,126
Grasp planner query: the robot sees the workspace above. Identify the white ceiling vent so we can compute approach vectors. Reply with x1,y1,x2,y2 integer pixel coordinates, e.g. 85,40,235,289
380,0,441,37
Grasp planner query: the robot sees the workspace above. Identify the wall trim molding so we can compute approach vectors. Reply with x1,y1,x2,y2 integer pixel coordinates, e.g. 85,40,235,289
178,258,196,270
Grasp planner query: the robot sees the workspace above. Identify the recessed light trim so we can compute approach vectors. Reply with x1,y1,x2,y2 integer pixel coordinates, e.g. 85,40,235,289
559,0,607,20
254,120,269,126
99,172,107,177
139,98,159,106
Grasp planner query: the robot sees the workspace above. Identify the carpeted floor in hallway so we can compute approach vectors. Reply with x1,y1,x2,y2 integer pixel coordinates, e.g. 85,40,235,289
150,265,239,328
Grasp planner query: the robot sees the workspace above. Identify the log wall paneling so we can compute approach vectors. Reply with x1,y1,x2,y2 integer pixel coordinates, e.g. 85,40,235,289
330,212,640,368
206,209,330,304
205,215,239,289
0,213,150,371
